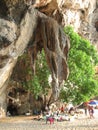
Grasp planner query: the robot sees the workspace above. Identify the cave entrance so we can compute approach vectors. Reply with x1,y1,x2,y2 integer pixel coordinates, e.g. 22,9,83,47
7,49,51,116
7,99,18,116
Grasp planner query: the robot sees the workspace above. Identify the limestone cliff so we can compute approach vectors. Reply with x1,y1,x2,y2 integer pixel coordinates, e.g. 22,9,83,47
0,0,69,117
0,0,98,117
33,0,98,49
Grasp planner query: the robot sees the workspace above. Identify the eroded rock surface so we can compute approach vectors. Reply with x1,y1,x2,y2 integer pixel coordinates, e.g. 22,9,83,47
33,0,98,49
0,3,69,117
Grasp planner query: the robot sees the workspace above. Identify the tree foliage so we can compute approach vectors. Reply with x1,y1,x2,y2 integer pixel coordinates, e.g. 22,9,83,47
22,49,51,99
60,26,98,105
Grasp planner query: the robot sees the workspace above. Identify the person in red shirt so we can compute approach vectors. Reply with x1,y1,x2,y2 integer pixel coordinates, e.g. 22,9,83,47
60,105,64,113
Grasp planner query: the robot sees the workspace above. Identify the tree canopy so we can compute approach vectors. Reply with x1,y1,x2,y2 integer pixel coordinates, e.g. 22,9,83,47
60,26,98,105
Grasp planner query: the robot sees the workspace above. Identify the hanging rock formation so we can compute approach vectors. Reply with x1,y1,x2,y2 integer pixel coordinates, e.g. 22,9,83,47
0,1,70,117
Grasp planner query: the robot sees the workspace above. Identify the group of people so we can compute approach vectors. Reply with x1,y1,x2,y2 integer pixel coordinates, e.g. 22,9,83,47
60,104,95,119
37,103,95,124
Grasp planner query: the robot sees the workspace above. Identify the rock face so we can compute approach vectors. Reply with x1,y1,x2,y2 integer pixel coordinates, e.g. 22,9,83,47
33,0,98,49
0,19,17,49
0,0,98,117
60,0,98,49
0,2,69,117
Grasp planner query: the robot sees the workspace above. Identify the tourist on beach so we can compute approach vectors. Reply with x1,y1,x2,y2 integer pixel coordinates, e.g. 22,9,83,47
60,105,64,113
84,106,88,116
83,102,88,116
45,110,54,124
88,106,94,119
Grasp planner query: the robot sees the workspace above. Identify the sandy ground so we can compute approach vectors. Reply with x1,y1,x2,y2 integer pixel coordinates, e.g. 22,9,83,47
0,109,98,130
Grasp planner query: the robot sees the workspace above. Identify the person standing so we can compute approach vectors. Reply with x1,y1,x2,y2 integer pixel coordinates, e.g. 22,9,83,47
88,106,94,119
84,106,88,116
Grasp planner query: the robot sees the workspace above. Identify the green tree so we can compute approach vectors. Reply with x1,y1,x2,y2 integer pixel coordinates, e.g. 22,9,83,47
22,49,52,108
60,26,98,105
33,49,51,98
